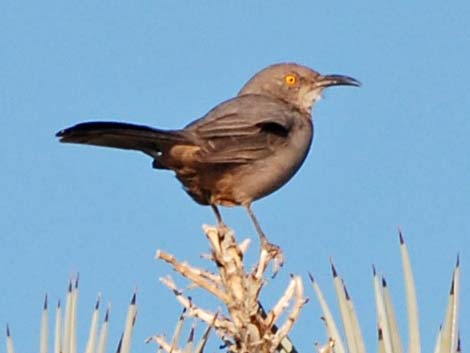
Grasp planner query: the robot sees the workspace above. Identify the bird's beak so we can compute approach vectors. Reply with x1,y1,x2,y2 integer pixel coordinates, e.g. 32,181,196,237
316,74,361,88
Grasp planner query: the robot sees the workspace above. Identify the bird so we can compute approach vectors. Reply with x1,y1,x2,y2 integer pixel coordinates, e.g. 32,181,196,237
56,63,360,261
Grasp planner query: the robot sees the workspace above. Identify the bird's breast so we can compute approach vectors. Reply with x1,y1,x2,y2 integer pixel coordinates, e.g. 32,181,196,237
174,117,313,207
228,117,313,204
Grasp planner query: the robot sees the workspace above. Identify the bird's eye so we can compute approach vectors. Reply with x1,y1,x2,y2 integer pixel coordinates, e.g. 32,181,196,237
284,74,297,86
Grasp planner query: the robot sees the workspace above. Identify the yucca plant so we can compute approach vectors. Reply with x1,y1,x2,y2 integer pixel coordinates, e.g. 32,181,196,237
150,226,460,353
309,232,460,353
6,276,137,353
5,227,460,353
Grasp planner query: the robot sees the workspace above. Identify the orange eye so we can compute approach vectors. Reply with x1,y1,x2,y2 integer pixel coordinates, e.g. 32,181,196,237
284,74,297,86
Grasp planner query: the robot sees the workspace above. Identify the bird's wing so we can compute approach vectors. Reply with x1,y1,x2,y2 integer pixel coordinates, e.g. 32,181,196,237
186,95,303,163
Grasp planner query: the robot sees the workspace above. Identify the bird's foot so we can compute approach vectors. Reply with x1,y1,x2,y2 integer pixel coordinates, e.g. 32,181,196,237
215,222,229,239
261,238,285,277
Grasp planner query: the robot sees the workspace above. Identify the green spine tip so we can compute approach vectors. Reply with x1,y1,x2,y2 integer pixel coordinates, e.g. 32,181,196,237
330,261,338,278
188,326,195,342
308,272,314,283
116,333,123,353
343,283,351,300
219,342,229,350
398,229,404,244
131,292,136,305
382,276,387,287
257,302,268,319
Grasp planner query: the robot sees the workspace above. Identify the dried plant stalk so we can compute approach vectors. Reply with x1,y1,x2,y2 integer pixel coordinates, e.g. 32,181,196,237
153,225,306,353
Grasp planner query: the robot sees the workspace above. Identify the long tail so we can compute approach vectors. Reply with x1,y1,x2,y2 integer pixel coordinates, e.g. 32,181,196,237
56,121,191,156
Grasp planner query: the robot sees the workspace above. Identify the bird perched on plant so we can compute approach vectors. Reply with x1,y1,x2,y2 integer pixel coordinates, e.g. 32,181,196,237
57,62,360,263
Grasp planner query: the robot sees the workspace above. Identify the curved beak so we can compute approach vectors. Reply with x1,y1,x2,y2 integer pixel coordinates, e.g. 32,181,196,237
316,74,361,88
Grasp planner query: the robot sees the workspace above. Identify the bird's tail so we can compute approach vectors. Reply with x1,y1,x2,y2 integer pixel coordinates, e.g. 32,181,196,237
56,121,191,156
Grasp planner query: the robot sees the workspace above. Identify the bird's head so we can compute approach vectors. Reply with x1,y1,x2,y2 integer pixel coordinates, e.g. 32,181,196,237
238,63,360,115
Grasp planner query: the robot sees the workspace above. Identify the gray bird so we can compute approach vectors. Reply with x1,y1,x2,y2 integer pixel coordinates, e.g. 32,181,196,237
57,63,359,258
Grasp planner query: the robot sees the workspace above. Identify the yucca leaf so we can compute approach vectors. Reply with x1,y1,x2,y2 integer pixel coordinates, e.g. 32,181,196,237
437,257,460,353
84,295,101,353
331,261,360,353
381,277,403,353
399,231,421,353
6,325,15,353
54,301,62,353
343,281,366,353
63,280,73,353
96,307,110,353
120,292,137,353
373,267,393,353
308,272,346,353
40,295,49,353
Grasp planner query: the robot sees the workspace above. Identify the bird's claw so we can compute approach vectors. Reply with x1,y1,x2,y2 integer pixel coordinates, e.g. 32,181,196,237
261,239,285,277
216,222,229,239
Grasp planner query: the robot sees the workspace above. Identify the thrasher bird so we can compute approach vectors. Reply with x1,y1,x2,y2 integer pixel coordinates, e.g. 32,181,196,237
57,63,360,261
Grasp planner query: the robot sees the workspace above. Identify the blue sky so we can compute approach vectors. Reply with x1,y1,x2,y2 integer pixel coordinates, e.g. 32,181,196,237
1,1,469,352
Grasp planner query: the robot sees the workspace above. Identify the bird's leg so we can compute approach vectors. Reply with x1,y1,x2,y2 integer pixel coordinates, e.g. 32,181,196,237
211,204,223,225
245,205,284,270
211,204,228,235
